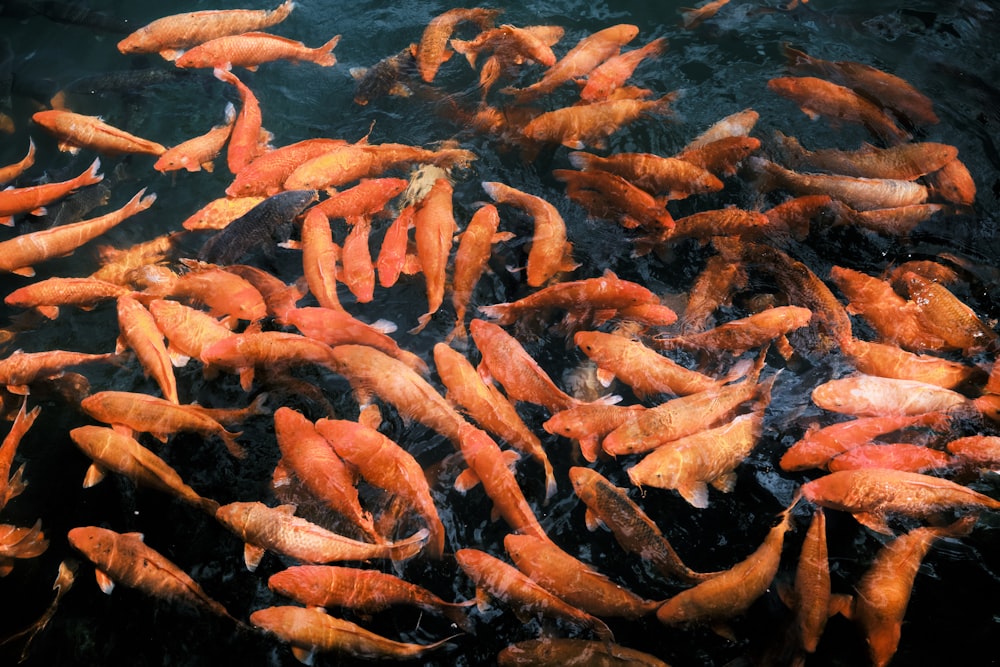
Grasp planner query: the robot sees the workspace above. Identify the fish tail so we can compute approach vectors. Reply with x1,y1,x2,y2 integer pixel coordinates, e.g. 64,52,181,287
311,35,340,67
476,302,513,325
221,430,247,459
449,38,477,68
390,527,432,561
80,157,104,186
272,0,296,21
437,600,476,632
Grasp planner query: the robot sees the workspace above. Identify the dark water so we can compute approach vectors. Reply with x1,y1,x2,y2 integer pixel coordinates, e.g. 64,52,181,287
0,1,998,666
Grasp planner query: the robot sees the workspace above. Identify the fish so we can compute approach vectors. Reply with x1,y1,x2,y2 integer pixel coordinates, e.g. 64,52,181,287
180,195,267,230
946,435,1000,469
225,138,347,198
212,67,272,175
313,418,446,559
521,93,677,150
69,425,218,514
299,207,345,313
67,527,234,620
351,47,417,106
273,408,377,542
0,157,103,226
410,177,456,333
830,200,946,236
31,110,166,155
314,177,407,220
502,24,640,102
674,135,762,178
215,502,428,570
90,232,177,286
767,76,909,144
839,336,983,389
434,343,555,502
454,548,613,640
826,443,954,473
569,466,717,584
267,565,473,630
656,503,795,629
655,305,813,356
0,399,40,512
578,37,668,103
0,187,154,276
626,411,764,508
0,520,48,576
851,517,975,667
116,294,179,405
153,102,235,173
903,271,997,355
117,0,296,60
680,251,749,333
682,109,759,152
0,349,116,395
198,189,316,265
497,638,668,666
800,468,1000,534
249,605,457,664
925,157,976,206
454,422,550,543
679,0,732,29
543,403,645,462
447,203,513,342
810,374,980,417
200,331,342,392
554,168,674,232
414,7,502,82
80,390,244,458
0,559,76,661
0,138,35,185
450,23,561,71
481,181,578,286
175,31,340,70
505,533,661,618
654,206,771,245
568,150,723,200
773,131,957,180
5,277,131,319
375,203,416,289
224,264,305,324
144,263,268,324
147,298,237,370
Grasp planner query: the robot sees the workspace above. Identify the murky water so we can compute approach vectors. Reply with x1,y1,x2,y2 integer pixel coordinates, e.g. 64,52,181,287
0,1,998,666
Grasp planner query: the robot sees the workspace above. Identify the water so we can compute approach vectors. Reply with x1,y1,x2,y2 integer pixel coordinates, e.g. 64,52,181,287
0,1,998,665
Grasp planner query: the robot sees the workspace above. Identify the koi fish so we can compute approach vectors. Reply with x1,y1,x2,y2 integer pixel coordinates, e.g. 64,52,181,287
656,306,813,356
839,337,982,389
147,299,236,370
5,277,131,320
314,177,407,219
415,7,502,82
681,251,748,333
543,403,645,462
455,548,613,640
521,93,676,150
116,295,178,404
774,131,956,180
827,443,954,473
497,638,668,666
215,502,428,570
199,189,316,265
314,418,446,559
810,374,977,417
80,390,244,458
578,37,668,102
212,68,272,175
925,157,976,206
946,435,1000,469
90,232,177,286
32,110,166,155
903,272,997,355
0,399,40,512
69,425,218,514
800,468,1000,534
0,349,115,395
675,135,762,178
0,157,102,226
180,195,266,230
175,31,339,70
569,466,716,584
451,23,560,70
223,264,304,325
351,47,417,105
505,533,660,618
376,203,416,288
680,0,732,30
0,138,35,185
67,527,233,619
250,605,457,664
201,331,341,391
225,138,347,197
267,565,473,631
410,177,456,332
554,168,674,231
830,200,946,236
0,520,47,576
447,203,512,341
154,102,234,172
568,150,723,200
117,0,296,60
144,264,268,324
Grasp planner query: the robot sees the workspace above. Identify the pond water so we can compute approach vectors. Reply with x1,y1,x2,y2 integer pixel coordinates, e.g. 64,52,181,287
0,1,998,666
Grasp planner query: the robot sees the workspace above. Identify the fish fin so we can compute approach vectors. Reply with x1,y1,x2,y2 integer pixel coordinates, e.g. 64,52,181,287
829,593,854,619
30,206,47,217
775,580,795,609
677,480,709,509
221,431,246,459
239,367,255,392
800,106,821,121
111,424,135,439
349,66,368,80
853,511,893,535
595,367,616,388
201,161,215,173
35,306,59,320
502,449,521,470
359,404,382,430
95,569,115,595
584,508,607,532
167,347,191,368
276,504,297,516
710,472,737,493
57,141,80,155
0,215,13,226
710,621,737,641
83,463,106,488
455,467,481,492
369,318,397,334
6,384,31,396
290,646,316,666
474,587,492,612
243,543,266,572
159,49,183,61
3,464,27,503
578,435,600,463
11,266,35,277
493,231,516,243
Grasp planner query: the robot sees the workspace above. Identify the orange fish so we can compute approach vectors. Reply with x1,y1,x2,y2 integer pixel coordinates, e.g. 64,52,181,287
0,349,115,395
154,103,235,173
680,0,732,29
314,177,407,219
626,411,764,508
67,527,233,619
503,24,639,102
521,93,676,150
455,548,613,640
450,23,561,71
225,138,347,197
946,435,1000,469
831,201,947,236
215,502,428,570
681,251,749,333
568,466,716,584
497,638,667,666
314,418,446,559
69,425,218,514
0,187,154,276
117,0,296,60
774,131,956,180
147,298,237,370
839,336,982,389
116,295,179,404
32,110,166,155
926,157,976,206
410,177,456,333
0,399,40,512
505,533,660,618
268,565,472,630
175,32,340,70
273,408,376,542
682,108,759,151
903,272,997,355
224,264,305,325
201,331,341,391
554,168,674,231
674,135,762,178
148,264,268,324
415,7,502,82
568,150,723,200
800,468,1000,534
0,138,35,185
299,207,345,313
89,232,177,287
80,390,243,458
767,76,909,144
434,343,555,501
447,203,512,342
340,215,375,303
0,520,48,576
376,203,415,289
213,68,272,175
0,157,102,226
810,374,978,417
180,195,266,230
250,605,457,664
760,194,833,241
5,277,131,320
656,503,795,627
543,403,645,462
656,305,813,356
578,36,668,102
827,443,954,473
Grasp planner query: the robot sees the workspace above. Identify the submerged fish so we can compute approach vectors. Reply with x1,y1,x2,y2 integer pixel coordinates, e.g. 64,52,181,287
198,189,316,265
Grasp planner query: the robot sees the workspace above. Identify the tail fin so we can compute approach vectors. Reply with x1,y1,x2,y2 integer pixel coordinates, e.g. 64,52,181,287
310,35,340,67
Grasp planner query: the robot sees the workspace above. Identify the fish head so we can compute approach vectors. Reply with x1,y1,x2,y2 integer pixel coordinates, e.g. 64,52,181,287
67,526,118,560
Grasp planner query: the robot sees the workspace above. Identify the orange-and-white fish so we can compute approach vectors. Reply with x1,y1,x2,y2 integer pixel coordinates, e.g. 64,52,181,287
116,295,179,404
774,131,956,180
810,374,987,417
839,336,982,389
32,111,166,156
180,195,266,230
0,157,102,226
117,0,296,60
175,32,340,70
154,102,235,173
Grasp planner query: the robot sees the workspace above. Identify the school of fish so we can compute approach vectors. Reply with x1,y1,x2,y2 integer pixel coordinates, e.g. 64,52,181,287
0,1,997,666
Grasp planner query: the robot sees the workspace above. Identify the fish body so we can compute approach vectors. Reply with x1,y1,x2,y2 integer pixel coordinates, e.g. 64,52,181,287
569,150,722,199
784,509,842,655
155,266,267,323
579,37,667,102
926,157,975,206
543,403,645,462
682,108,759,151
0,157,102,225
352,47,416,105
0,349,114,392
200,189,316,265
415,7,502,82
69,426,217,513
81,391,243,458
224,264,304,324
90,231,176,286
314,177,407,220
376,204,415,288
947,435,1000,468
213,68,272,174
299,208,344,312
448,203,510,341
117,0,295,59
775,132,956,180
148,299,236,368
656,305,813,356
314,418,446,559
840,337,981,389
827,443,953,473
675,135,761,177
681,252,748,333
903,272,997,355
175,32,339,70
498,638,668,667
554,168,673,232
201,331,340,391
154,103,234,172
215,502,427,568
32,111,165,155
67,527,231,618
0,520,47,575
522,94,676,150
410,177,457,332
811,374,971,417
181,195,267,230
5,277,130,319
116,294,178,404
226,138,347,197
450,23,560,70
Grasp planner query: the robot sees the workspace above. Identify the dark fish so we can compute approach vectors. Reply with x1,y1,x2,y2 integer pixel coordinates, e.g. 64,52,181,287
0,38,13,133
350,47,417,106
0,0,129,34
49,68,207,109
198,190,316,265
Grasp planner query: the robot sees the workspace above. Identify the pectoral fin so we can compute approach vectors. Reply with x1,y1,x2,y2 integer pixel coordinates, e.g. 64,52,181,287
83,463,106,488
243,543,266,572
95,569,115,595
677,480,709,509
853,511,893,535
454,468,481,493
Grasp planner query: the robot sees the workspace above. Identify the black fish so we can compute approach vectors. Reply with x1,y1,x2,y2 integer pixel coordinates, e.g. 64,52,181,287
198,190,316,266
0,0,129,34
350,47,417,106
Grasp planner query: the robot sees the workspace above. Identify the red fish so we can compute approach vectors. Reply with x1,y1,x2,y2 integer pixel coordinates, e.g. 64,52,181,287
213,68,272,174
375,204,415,289
0,157,102,226
32,111,166,155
